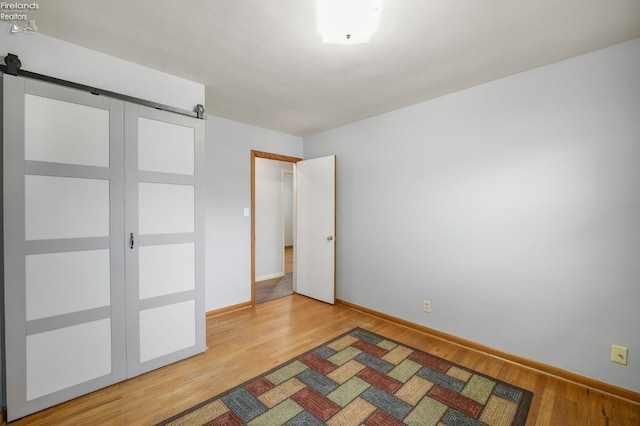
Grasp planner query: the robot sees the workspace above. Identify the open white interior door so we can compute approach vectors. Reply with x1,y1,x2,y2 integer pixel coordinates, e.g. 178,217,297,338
295,155,336,304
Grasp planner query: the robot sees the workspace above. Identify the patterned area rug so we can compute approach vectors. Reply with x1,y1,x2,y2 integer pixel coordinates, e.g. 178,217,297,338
157,328,533,425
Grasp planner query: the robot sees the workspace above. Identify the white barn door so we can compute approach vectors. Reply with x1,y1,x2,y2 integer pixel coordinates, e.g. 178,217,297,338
124,104,206,376
3,75,127,421
2,75,205,421
295,155,336,304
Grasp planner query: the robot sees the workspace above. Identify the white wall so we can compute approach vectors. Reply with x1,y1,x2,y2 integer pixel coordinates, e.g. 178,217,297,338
255,159,293,280
284,173,294,247
304,38,640,393
0,23,202,111
205,117,302,310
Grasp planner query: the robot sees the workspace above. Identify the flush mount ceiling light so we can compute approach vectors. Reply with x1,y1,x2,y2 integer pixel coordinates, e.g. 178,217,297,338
318,0,382,44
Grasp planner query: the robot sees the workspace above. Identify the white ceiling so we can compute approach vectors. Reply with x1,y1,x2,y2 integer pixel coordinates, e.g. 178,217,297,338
30,0,640,136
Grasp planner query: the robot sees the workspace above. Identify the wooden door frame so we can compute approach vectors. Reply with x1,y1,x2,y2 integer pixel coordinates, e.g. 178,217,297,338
251,150,302,305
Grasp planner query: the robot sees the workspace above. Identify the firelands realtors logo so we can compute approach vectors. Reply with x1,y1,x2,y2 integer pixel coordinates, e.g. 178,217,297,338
1,2,39,21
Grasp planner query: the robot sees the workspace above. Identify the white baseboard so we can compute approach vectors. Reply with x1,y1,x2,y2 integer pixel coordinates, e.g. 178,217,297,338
256,272,284,282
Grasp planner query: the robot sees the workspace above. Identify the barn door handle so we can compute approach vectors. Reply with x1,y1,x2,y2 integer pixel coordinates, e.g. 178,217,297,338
130,233,135,249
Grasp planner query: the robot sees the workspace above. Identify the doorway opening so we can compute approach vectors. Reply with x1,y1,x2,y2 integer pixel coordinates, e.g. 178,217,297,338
251,151,301,305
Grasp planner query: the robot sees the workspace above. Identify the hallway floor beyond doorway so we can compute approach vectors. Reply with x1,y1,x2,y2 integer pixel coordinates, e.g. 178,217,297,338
256,246,294,304
256,273,293,303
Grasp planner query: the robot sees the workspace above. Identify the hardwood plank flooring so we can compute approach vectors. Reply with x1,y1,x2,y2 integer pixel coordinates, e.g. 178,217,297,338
4,295,639,425
285,245,293,274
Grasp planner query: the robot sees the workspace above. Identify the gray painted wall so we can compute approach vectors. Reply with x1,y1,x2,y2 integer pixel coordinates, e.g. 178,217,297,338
204,117,302,310
304,38,640,392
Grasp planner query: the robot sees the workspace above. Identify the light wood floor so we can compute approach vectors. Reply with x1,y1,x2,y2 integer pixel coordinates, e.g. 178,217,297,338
285,245,293,274
4,295,639,425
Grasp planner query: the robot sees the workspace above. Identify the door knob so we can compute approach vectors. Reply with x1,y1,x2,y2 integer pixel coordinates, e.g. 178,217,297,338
327,236,333,241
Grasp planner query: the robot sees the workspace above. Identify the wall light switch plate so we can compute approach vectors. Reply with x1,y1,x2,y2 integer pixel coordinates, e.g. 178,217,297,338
611,344,628,365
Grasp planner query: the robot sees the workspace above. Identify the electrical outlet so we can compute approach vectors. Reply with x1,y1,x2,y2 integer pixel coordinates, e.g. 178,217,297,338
611,344,628,365
423,300,431,313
